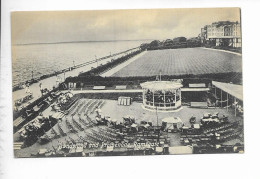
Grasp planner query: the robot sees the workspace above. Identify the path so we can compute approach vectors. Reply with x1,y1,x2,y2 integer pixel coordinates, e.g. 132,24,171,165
202,47,242,56
12,56,117,109
100,51,147,77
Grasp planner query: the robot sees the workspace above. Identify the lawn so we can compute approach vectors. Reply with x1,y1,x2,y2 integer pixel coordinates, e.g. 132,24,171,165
112,48,242,77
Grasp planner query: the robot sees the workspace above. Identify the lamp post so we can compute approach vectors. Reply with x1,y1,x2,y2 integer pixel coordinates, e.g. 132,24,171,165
155,106,160,142
31,70,34,80
95,55,98,67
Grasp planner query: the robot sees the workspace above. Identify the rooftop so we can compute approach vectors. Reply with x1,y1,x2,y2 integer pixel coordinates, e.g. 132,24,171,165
140,81,183,90
213,81,243,101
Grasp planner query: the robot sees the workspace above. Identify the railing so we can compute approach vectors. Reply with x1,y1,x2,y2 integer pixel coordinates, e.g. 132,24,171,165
13,46,140,92
144,102,183,110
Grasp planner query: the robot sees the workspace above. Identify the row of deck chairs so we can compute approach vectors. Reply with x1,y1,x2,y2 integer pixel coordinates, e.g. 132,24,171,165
68,99,95,117
86,115,97,126
78,116,92,127
65,100,81,115
203,121,239,134
77,100,92,115
49,115,95,143
97,126,118,137
57,122,67,137
181,124,242,146
66,99,106,120
50,115,96,141
218,131,242,141
72,117,84,131
87,100,100,115
81,100,94,114
38,98,107,145
89,100,105,114
76,134,92,144
84,131,101,143
70,100,85,116
90,128,119,142
65,119,77,133
50,127,60,139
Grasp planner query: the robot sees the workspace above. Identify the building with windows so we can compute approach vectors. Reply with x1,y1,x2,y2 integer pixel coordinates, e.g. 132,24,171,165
200,26,207,43
200,21,241,48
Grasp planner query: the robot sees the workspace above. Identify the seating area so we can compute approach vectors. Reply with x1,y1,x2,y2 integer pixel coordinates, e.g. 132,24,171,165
180,113,242,146
193,143,244,154
37,98,105,145
13,90,62,133
58,92,79,111
84,126,120,144
34,97,171,154
13,94,243,157
14,93,33,108
18,115,58,147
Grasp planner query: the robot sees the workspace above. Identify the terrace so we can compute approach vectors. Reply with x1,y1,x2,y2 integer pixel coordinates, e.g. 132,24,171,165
14,95,243,157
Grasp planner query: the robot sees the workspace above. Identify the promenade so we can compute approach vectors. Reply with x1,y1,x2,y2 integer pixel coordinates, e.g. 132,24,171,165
12,47,144,110
101,51,147,77
12,55,117,109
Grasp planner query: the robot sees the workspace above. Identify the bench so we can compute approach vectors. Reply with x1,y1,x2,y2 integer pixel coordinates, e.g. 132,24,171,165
190,102,208,108
189,83,206,88
93,86,106,90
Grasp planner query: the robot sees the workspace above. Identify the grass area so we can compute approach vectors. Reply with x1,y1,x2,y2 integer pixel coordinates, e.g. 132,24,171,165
112,48,242,77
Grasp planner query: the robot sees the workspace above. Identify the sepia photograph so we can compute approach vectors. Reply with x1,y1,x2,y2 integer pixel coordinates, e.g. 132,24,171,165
11,8,244,158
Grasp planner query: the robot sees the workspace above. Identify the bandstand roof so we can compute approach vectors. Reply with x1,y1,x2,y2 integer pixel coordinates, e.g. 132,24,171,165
212,81,243,101
140,81,183,90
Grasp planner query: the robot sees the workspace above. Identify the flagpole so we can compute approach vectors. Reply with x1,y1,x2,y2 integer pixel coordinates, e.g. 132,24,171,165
156,106,159,127
156,106,160,142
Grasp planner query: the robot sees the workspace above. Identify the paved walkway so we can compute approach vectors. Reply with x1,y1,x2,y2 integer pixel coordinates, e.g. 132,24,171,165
72,89,143,94
101,51,147,77
12,53,127,109
202,47,242,56
71,88,210,94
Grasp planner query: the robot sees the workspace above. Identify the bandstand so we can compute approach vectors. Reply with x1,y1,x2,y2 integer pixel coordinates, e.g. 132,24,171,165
140,81,183,111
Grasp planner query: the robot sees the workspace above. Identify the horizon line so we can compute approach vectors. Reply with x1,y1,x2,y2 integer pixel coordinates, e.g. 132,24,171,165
14,39,154,46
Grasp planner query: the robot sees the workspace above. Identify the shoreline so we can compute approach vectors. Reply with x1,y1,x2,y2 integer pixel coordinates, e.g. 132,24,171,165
12,47,139,91
12,48,141,111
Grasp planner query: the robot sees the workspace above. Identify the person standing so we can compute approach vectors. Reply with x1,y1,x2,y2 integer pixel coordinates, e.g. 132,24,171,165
39,83,43,95
25,83,31,93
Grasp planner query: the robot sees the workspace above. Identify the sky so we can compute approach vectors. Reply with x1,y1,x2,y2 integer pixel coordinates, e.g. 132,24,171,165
11,8,241,44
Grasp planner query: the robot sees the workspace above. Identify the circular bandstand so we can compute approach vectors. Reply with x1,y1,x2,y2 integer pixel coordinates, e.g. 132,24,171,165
140,81,183,112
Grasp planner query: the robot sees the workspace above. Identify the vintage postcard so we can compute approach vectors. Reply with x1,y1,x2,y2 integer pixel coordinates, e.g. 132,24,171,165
12,8,243,158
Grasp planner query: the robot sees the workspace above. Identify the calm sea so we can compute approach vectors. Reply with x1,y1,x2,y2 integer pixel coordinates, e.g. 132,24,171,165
12,40,150,86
